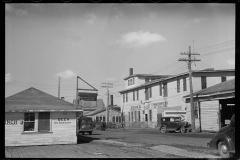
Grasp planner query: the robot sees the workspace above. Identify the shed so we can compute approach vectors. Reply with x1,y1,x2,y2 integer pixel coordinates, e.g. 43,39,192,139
5,87,83,146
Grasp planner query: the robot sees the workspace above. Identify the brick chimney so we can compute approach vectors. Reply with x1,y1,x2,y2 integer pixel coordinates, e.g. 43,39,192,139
129,68,133,76
111,95,113,106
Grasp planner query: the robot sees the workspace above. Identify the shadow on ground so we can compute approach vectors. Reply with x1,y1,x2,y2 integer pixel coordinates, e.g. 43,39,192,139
77,135,101,144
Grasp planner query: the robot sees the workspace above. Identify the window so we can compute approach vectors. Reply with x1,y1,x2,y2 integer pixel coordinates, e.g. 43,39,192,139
103,116,105,122
138,111,141,122
24,113,35,131
149,87,152,98
177,79,180,93
131,112,133,122
149,110,152,122
183,77,187,91
116,116,118,123
159,84,162,96
201,76,207,89
38,112,50,132
129,112,130,121
112,116,115,123
137,90,139,100
100,116,102,121
133,91,135,101
119,116,121,123
145,77,150,83
128,80,129,86
130,79,132,85
96,116,99,122
133,78,135,84
134,111,137,122
145,114,148,121
221,77,226,82
163,83,168,97
145,88,149,100
126,93,128,102
123,93,125,102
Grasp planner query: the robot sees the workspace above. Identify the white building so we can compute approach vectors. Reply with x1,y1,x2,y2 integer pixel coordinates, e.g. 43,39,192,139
119,68,235,129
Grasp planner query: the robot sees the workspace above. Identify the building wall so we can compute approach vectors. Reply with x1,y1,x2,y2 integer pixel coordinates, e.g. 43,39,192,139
92,109,121,123
121,71,234,129
5,112,77,146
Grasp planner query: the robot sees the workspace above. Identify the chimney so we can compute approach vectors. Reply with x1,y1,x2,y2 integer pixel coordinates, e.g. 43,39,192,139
61,97,65,100
129,68,133,76
110,95,114,106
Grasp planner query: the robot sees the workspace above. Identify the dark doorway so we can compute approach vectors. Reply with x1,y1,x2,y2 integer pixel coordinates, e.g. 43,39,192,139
219,98,235,128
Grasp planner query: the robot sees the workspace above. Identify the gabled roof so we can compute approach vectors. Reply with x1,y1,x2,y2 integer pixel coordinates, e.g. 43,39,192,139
183,78,235,99
5,87,81,112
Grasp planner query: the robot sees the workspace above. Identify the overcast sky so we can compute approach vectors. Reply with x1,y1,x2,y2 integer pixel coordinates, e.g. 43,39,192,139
5,3,235,106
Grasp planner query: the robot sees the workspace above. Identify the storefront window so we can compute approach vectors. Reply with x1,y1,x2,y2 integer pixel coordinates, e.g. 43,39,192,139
24,113,35,131
96,116,99,122
103,116,105,122
116,116,118,122
38,112,50,132
112,116,115,123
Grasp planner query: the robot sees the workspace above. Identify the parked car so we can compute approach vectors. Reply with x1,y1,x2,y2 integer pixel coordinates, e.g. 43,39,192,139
207,114,235,158
78,116,93,135
159,117,191,133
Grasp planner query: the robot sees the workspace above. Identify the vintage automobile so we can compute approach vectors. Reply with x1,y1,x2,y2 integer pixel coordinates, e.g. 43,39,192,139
207,114,235,158
78,116,93,135
159,117,191,133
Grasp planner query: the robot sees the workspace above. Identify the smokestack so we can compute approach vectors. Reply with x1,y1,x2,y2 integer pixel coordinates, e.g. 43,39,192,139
111,95,113,106
129,68,133,76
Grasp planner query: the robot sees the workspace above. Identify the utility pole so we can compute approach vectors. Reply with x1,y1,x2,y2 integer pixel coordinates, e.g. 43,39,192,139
178,46,200,132
58,76,61,99
101,82,113,129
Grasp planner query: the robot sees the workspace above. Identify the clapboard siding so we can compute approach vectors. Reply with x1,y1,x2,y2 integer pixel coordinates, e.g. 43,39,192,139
5,112,77,146
200,100,219,132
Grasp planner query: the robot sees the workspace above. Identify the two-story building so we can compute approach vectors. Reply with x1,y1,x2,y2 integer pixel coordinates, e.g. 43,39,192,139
119,68,235,129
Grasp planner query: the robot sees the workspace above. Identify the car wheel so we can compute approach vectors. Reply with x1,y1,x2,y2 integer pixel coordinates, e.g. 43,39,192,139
180,126,186,133
160,126,167,133
218,141,231,158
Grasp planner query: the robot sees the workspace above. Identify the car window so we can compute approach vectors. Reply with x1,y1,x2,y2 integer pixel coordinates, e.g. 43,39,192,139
174,118,181,122
165,118,170,121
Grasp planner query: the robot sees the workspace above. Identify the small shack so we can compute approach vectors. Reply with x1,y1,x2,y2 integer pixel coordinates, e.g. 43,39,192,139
5,87,83,146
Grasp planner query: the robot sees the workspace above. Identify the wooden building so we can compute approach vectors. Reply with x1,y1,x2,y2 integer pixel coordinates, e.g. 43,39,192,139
183,78,235,132
5,87,83,146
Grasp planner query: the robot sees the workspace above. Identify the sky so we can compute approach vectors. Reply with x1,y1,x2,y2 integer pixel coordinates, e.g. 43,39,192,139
5,3,235,107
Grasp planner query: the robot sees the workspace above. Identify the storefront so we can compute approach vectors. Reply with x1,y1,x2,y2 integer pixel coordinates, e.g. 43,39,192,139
5,87,83,146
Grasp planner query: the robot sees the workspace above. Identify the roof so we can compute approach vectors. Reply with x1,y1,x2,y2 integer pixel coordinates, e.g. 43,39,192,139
123,74,172,80
5,87,81,112
119,69,235,93
183,78,235,99
84,106,121,116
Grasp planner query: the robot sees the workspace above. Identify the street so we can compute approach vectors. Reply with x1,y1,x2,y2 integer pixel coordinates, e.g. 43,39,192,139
5,128,221,158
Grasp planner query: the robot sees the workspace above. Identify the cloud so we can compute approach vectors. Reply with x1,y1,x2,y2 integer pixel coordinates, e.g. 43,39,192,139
5,4,28,16
84,12,96,25
5,73,13,83
184,18,202,28
56,69,77,79
107,77,117,81
117,30,166,48
227,58,235,66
